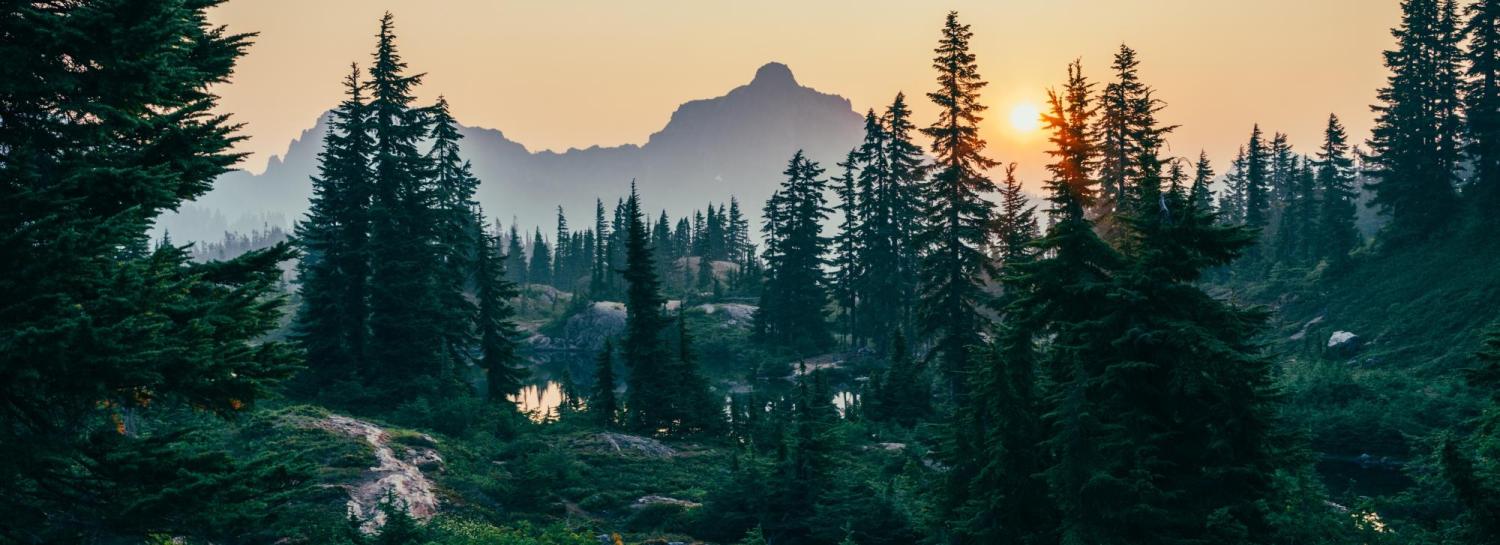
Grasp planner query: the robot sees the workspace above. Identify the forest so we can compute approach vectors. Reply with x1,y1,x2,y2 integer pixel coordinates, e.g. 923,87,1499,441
3,1,1499,544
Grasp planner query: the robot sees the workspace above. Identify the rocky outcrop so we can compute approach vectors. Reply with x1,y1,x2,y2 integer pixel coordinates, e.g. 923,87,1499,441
633,495,702,509
312,415,442,533
1327,330,1362,358
592,432,678,458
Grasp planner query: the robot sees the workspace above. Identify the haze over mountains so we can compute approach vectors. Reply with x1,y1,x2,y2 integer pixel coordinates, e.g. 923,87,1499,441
159,62,863,243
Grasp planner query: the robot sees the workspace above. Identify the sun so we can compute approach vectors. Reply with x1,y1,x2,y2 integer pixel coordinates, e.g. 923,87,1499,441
1009,103,1042,132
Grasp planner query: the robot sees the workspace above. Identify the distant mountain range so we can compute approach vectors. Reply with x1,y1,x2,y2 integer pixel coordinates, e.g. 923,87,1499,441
159,62,864,243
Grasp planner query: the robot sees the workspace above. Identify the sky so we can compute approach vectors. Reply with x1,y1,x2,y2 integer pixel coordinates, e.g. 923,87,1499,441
207,1,1401,186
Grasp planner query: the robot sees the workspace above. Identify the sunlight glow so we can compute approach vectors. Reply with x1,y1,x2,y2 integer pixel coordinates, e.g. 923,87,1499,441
1009,103,1042,132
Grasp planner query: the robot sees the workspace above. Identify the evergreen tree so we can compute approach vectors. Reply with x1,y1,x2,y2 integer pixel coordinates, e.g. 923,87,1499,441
882,93,928,344
1242,124,1271,229
0,1,303,539
1272,156,1318,266
1189,151,1217,215
295,64,372,387
756,151,834,353
668,312,724,434
591,199,609,297
427,96,482,374
365,12,445,393
476,215,523,402
1466,0,1500,210
1315,114,1360,267
994,163,1039,265
1219,147,1249,225
919,12,1000,392
592,339,619,428
1367,0,1464,242
506,221,528,285
554,207,571,289
620,183,675,433
727,197,751,264
1098,44,1146,216
832,150,863,346
1438,325,1500,542
528,228,552,287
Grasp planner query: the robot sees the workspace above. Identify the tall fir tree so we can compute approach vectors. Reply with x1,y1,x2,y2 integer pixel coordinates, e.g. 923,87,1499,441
295,64,373,387
528,228,552,287
832,150,863,346
476,214,524,402
756,151,834,353
366,12,445,393
1367,0,1464,242
994,163,1039,265
554,207,571,289
883,92,929,344
1219,146,1249,225
427,96,482,374
919,11,1001,392
0,1,304,539
591,198,610,297
1098,44,1146,217
1242,124,1271,229
619,183,674,433
1314,114,1360,266
1189,151,1217,215
1466,0,1500,210
505,221,528,285
592,339,619,428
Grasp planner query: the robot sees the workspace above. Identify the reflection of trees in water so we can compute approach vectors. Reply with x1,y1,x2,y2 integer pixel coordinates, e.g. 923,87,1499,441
506,350,865,419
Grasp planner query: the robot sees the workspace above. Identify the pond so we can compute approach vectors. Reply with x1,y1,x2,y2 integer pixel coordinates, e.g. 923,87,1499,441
505,350,861,421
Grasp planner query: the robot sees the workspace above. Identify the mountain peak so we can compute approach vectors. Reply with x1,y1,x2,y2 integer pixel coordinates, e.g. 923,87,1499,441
750,62,797,88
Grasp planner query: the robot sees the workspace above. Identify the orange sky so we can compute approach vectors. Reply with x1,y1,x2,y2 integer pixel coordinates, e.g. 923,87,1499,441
208,1,1399,185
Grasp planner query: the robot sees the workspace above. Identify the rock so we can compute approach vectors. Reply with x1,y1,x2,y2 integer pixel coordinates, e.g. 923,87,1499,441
698,302,757,324
1327,330,1361,357
633,495,702,509
557,302,627,351
309,415,441,533
594,432,678,458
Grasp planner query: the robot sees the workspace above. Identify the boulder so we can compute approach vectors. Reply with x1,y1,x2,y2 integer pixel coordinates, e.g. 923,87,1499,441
1327,330,1362,357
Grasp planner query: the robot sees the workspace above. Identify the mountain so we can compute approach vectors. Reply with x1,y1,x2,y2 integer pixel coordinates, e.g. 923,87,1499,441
162,62,864,242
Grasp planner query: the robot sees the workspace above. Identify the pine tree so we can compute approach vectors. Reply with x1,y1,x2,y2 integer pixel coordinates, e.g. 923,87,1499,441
428,96,482,374
1219,147,1249,225
1438,325,1500,541
366,12,445,394
1242,124,1271,229
620,183,675,433
1098,44,1146,216
994,163,1039,265
295,64,372,387
591,199,610,297
756,151,834,353
476,215,524,402
832,150,863,346
919,12,1001,392
1466,0,1500,210
668,312,723,434
1367,0,1464,242
1189,151,1217,215
1272,156,1318,266
554,206,571,289
0,1,302,538
883,92,928,344
528,227,552,287
1315,114,1360,267
592,339,619,428
506,221,528,285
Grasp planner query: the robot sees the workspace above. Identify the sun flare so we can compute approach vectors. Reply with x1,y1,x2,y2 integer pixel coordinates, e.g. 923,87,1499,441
1009,103,1042,132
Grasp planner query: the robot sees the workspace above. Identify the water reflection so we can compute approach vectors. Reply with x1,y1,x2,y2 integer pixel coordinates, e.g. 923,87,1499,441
512,378,857,422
